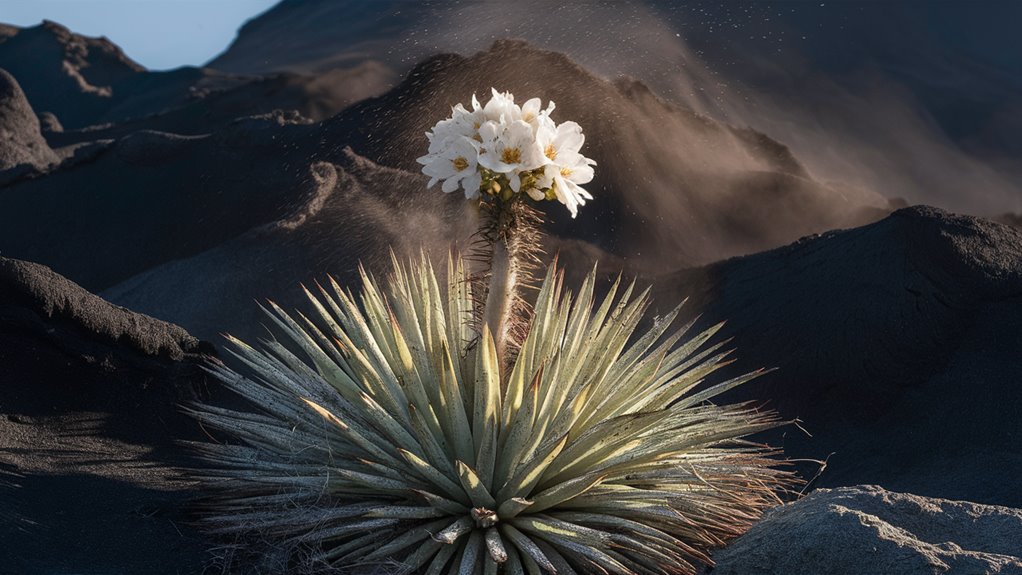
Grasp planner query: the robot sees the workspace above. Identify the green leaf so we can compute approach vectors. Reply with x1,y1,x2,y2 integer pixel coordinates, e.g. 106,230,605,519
456,460,497,509
501,524,557,574
434,516,475,545
485,526,508,563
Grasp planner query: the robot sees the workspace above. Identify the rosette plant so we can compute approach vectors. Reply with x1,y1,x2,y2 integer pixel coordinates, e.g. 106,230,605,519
191,89,794,574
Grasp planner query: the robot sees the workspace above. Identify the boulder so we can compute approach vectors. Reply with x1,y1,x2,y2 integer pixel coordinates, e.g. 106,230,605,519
709,486,1022,575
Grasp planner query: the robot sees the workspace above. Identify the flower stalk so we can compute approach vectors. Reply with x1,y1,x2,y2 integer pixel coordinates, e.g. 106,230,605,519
475,191,543,378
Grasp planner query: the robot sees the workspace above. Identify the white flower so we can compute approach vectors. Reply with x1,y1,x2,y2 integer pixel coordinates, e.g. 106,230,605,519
418,88,596,216
425,99,483,155
416,135,482,198
537,149,595,218
520,97,556,133
481,88,519,123
477,119,545,192
535,120,585,165
533,121,595,218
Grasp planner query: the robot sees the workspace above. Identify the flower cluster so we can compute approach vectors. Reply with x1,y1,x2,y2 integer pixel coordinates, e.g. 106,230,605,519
417,89,596,218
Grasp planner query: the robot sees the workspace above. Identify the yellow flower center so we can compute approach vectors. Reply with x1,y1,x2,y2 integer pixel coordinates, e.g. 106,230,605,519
452,157,469,172
501,147,522,165
560,167,573,178
545,145,557,161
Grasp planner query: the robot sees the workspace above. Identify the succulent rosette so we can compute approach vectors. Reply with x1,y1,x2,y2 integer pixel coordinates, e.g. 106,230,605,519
192,258,793,574
417,89,596,218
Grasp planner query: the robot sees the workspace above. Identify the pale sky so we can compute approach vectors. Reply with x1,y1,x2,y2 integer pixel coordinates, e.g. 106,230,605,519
2,0,279,70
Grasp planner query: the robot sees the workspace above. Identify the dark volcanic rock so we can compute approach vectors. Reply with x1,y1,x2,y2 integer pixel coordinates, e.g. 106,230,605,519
0,20,255,132
0,68,58,173
0,20,148,128
660,206,1022,506
0,256,214,573
709,486,1022,575
207,0,416,76
37,110,63,133
0,256,205,359
42,65,389,148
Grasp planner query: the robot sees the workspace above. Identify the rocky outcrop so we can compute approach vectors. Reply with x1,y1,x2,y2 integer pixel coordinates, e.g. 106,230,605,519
0,68,57,173
709,486,1022,575
0,21,372,134
0,256,204,359
0,20,146,128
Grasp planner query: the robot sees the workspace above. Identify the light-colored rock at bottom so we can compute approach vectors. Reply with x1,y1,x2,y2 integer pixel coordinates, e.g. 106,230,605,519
709,485,1022,575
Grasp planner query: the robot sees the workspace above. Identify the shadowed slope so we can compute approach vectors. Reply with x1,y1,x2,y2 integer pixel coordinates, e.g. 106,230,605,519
659,206,1022,506
102,149,477,345
208,0,420,76
0,112,322,291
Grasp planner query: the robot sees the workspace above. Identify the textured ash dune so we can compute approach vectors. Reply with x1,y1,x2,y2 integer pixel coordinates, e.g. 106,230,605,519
0,117,318,291
102,149,479,345
0,257,214,573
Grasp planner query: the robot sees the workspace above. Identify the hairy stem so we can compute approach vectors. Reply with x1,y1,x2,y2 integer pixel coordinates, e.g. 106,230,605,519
470,196,544,379
484,239,516,374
